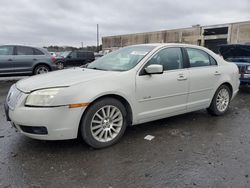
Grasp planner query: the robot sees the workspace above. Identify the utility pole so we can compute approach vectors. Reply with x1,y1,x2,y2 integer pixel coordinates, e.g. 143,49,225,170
97,24,99,52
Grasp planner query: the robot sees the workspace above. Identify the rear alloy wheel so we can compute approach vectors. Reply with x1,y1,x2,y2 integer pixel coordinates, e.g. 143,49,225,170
207,85,231,116
80,98,127,148
34,65,50,75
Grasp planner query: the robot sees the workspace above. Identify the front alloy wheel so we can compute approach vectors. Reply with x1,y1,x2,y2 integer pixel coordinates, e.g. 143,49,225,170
91,105,123,142
80,98,127,148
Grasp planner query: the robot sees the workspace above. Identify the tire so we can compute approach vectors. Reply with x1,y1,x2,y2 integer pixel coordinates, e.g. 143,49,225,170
80,98,127,149
207,85,232,116
57,62,64,70
34,65,50,75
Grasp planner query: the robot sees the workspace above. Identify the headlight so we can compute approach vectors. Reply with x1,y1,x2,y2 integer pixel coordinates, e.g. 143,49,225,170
247,66,250,71
25,88,63,107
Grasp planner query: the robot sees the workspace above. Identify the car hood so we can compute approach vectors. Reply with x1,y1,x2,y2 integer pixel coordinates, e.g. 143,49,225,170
16,68,116,93
219,44,250,59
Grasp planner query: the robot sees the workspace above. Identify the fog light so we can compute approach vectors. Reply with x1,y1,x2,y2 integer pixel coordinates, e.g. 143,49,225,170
19,125,48,135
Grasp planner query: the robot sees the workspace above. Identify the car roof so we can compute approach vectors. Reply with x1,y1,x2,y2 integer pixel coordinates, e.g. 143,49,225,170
75,50,94,53
0,45,50,55
130,43,206,49
128,43,213,54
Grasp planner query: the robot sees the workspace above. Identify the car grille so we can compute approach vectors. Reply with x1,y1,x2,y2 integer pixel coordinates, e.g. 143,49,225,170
7,85,23,110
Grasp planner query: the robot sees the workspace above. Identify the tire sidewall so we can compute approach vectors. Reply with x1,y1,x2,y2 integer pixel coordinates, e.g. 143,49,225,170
80,98,127,149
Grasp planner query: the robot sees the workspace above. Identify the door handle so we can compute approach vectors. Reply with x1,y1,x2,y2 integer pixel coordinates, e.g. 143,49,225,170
177,74,187,81
8,59,12,61
214,71,221,76
33,58,37,61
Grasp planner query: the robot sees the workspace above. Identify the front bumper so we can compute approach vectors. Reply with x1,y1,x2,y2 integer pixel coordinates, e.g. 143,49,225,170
5,102,86,140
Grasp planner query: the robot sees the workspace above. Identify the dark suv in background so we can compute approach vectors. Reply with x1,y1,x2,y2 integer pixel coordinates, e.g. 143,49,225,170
219,44,250,85
0,45,58,76
56,50,95,69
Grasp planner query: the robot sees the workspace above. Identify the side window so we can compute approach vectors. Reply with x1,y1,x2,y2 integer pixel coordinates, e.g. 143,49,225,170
147,48,183,71
77,52,85,58
70,51,77,58
33,48,44,55
186,48,214,67
209,56,217,65
0,46,14,55
16,46,34,55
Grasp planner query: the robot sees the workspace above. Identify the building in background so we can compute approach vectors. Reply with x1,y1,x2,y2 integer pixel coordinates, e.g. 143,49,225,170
102,21,250,53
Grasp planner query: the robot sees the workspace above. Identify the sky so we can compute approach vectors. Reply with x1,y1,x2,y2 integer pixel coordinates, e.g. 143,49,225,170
0,0,250,47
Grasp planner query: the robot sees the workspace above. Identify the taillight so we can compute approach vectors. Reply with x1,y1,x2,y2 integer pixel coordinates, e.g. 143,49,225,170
51,56,56,63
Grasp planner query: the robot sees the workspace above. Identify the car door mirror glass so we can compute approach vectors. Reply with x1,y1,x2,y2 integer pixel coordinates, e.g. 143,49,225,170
145,64,163,74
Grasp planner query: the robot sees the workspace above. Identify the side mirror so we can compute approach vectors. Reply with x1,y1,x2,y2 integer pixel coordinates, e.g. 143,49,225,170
145,64,163,74
67,55,71,59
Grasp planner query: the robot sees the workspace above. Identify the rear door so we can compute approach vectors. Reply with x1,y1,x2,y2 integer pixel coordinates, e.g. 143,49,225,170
0,46,15,74
185,48,221,110
12,46,36,73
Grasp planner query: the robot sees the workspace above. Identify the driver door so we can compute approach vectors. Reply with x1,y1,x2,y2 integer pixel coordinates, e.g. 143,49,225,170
66,51,78,66
135,47,189,123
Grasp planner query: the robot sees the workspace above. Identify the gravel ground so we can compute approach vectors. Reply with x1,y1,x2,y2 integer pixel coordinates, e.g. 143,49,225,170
0,79,250,188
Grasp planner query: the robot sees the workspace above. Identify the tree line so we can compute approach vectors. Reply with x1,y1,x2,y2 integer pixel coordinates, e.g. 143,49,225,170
44,45,102,52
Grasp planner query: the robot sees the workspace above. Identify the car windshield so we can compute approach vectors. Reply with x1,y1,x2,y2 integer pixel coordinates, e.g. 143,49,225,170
87,45,155,71
60,51,71,58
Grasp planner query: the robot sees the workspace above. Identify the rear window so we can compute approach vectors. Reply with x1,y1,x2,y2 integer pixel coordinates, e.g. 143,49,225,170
33,48,44,55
